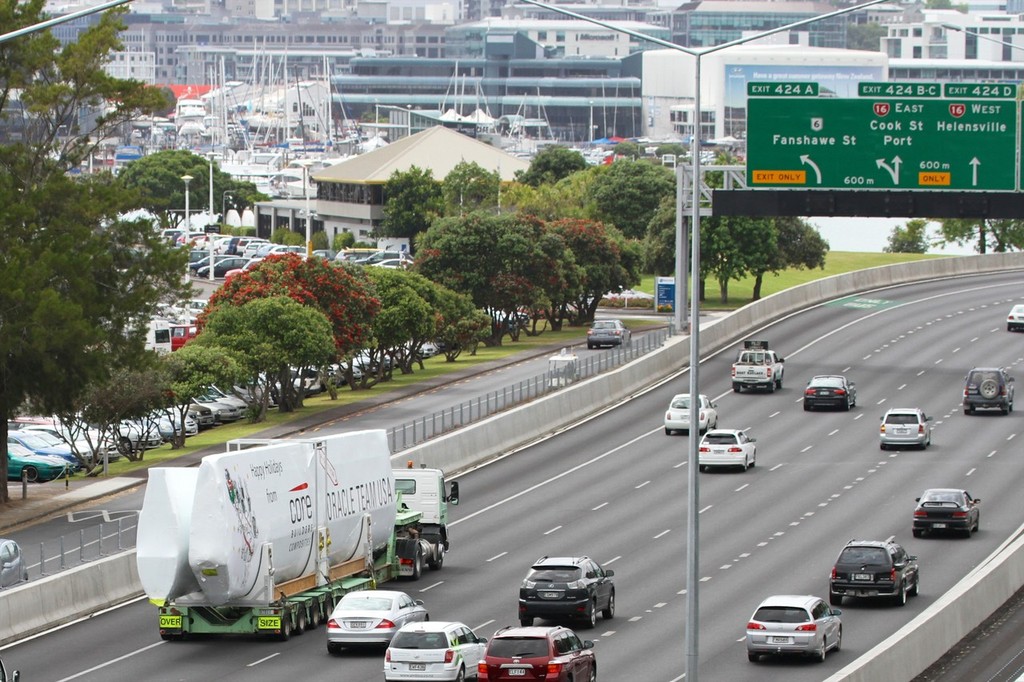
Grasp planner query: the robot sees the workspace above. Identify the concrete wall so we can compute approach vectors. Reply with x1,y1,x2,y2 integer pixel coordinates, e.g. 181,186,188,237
3,253,1024,678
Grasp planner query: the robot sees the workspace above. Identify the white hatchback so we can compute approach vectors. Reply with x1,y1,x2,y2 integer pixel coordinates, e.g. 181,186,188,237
385,621,487,681
698,428,756,472
1008,304,1024,332
664,393,718,435
746,594,842,663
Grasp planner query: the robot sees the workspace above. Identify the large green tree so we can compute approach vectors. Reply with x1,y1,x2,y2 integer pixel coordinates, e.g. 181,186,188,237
937,218,1024,254
585,159,675,239
197,297,336,419
441,161,500,216
416,212,565,344
548,218,640,325
160,344,245,445
749,217,829,300
885,218,930,254
514,146,588,187
362,268,436,382
0,5,189,501
378,166,444,249
116,149,265,228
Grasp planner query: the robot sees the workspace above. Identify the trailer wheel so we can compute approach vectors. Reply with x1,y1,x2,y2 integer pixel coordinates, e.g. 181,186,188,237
295,607,307,635
278,617,292,642
427,547,444,571
322,595,335,624
412,549,423,580
308,602,321,629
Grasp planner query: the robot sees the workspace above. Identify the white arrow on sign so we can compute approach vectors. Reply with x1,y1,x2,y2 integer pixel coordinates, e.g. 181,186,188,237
799,155,822,184
970,157,981,186
876,156,902,184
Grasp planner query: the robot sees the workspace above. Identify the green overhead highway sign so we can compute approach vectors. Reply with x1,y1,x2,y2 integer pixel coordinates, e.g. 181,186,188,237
746,92,1018,191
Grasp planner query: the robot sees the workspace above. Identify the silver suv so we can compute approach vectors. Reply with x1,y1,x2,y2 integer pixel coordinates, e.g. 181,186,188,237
963,367,1014,415
879,407,933,450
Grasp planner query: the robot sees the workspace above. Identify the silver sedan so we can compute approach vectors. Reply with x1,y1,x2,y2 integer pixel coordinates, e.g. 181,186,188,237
326,590,429,652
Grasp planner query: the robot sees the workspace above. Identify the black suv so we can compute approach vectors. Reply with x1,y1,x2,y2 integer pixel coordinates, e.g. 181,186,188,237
829,536,919,607
963,367,1015,415
518,556,615,629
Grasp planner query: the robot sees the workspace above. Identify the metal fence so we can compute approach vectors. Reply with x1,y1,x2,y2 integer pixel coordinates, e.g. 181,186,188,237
0,517,139,587
387,325,672,452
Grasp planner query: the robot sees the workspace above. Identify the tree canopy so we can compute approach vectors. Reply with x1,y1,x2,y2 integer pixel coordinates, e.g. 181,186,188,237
379,166,444,249
885,219,930,254
514,145,588,187
585,160,676,239
0,5,190,501
441,161,500,215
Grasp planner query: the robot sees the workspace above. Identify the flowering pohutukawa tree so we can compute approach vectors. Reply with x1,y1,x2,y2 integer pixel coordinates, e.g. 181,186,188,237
204,253,380,406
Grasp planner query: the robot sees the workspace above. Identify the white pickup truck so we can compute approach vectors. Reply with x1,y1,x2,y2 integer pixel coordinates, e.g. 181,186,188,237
731,340,785,393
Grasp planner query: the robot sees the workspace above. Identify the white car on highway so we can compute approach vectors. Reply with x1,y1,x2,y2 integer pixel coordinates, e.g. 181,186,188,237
879,407,932,450
664,393,718,435
698,428,756,472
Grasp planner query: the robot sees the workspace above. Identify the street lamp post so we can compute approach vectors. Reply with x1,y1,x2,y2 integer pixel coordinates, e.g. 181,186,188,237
521,2,885,679
208,153,216,282
298,159,314,258
181,174,193,283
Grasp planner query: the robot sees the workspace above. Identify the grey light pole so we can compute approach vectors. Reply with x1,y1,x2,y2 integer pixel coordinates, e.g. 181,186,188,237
208,153,216,282
520,2,886,679
181,174,193,284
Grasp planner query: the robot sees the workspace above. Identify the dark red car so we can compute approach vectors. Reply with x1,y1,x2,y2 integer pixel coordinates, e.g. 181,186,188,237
478,625,596,682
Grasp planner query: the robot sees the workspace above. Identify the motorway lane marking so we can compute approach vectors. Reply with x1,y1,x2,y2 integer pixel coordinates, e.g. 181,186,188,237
636,480,651,489
952,348,961,354
486,552,507,562
801,446,812,453
966,468,977,477
605,555,622,565
653,529,672,539
544,525,562,535
475,619,496,632
898,383,907,390
673,461,686,468
1009,434,1017,441
418,581,444,592
247,653,280,667
989,450,998,458
769,410,780,418
735,483,749,492
53,640,165,681
828,429,839,436
854,413,864,420
699,506,712,514
935,358,944,365
449,425,662,527
593,502,609,510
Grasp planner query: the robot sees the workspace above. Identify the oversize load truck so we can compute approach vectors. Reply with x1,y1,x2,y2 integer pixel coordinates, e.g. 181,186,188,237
136,430,458,640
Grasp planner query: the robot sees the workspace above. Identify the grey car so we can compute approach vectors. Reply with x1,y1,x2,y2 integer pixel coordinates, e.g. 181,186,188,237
746,594,842,663
880,407,933,449
326,590,428,652
0,538,28,588
586,319,631,349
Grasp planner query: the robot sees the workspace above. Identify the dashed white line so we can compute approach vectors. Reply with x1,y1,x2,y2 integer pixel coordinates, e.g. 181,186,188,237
605,555,622,565
769,411,781,418
418,581,444,592
770,464,784,471
635,481,651,489
544,526,562,535
917,370,926,376
487,552,508,562
699,505,712,514
592,502,608,511
653,529,672,539
898,384,907,390
966,468,976,477
988,450,997,458
828,429,839,436
801,446,812,453
735,483,749,492
247,653,281,667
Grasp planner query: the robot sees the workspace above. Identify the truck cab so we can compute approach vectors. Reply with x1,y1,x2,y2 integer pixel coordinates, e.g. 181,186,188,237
393,467,459,576
731,339,785,393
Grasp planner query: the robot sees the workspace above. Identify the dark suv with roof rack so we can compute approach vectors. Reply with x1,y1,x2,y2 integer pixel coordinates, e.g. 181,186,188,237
518,556,615,629
829,536,919,607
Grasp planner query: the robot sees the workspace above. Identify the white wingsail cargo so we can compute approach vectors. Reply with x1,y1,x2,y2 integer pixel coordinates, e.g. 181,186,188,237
137,468,201,602
137,430,397,607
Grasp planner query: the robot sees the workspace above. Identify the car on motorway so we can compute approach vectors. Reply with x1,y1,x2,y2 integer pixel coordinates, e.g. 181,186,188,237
0,655,20,681
828,536,919,606
879,407,933,450
478,625,595,682
326,590,428,652
803,374,857,411
962,367,1014,415
664,393,718,435
6,442,69,482
0,538,28,588
698,428,756,472
1008,304,1024,331
746,595,842,663
913,488,980,538
385,620,487,681
518,556,615,629
586,319,631,349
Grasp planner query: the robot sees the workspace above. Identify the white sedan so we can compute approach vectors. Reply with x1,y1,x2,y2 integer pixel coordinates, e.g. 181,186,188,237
326,590,429,652
698,428,756,472
1008,303,1024,332
664,393,718,435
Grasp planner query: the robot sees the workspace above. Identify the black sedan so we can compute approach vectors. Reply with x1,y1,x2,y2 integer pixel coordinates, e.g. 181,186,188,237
195,256,251,279
913,488,980,538
803,374,857,411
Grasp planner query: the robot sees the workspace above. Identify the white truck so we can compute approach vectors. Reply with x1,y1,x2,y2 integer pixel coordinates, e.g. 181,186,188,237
136,430,458,640
731,339,785,393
